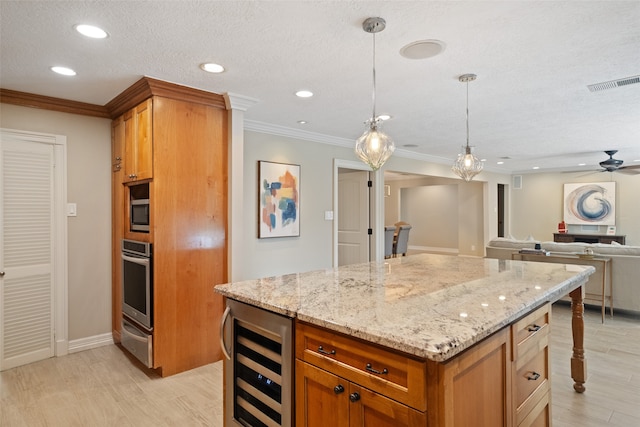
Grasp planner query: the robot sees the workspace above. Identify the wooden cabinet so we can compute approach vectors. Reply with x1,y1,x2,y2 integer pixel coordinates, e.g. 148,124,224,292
109,77,228,376
431,327,512,427
295,322,427,427
111,116,125,343
123,98,153,182
295,304,552,427
296,361,425,427
553,233,625,245
511,304,550,426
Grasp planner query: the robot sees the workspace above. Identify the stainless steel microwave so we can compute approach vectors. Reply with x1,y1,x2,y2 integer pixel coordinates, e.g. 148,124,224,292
130,198,150,232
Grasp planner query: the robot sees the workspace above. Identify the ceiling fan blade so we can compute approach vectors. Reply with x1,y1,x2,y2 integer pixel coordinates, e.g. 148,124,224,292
616,165,640,175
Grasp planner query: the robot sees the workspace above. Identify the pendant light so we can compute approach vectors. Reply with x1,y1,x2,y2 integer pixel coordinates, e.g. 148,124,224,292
452,73,483,181
354,17,395,171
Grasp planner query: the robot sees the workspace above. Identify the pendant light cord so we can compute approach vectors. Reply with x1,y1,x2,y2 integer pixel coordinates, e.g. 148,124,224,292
465,79,470,149
372,31,377,122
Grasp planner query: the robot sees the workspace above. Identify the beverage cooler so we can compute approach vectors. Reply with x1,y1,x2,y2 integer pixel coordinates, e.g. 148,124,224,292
220,299,293,427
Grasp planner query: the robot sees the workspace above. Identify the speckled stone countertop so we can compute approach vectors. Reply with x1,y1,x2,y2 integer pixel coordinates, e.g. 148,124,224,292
214,254,593,362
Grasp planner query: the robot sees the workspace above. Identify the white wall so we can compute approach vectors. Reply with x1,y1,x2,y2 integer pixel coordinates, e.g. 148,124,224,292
401,184,459,251
511,172,640,245
382,156,511,256
0,104,112,341
238,131,362,280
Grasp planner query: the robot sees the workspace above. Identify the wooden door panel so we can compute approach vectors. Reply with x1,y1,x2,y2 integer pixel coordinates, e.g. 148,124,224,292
134,98,153,181
338,170,369,266
296,360,349,427
349,384,427,427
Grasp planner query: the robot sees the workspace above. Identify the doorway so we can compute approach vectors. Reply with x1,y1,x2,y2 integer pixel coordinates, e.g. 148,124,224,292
498,184,505,237
0,128,68,370
333,159,382,267
338,168,370,265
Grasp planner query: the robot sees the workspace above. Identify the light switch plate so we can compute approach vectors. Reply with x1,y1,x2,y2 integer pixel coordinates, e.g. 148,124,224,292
67,203,77,217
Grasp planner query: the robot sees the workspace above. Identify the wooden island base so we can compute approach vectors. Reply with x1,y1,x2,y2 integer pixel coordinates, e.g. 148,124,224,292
297,292,587,426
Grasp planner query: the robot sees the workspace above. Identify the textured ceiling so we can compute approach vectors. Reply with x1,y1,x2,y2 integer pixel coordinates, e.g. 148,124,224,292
1,1,639,174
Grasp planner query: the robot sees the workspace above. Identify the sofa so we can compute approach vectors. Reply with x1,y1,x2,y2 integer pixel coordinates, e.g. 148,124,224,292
486,237,640,314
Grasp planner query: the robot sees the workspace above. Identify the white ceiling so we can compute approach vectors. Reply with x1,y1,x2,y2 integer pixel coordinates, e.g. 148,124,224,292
1,1,639,175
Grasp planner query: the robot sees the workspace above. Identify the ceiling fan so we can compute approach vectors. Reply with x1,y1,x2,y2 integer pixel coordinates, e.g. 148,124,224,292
597,150,640,175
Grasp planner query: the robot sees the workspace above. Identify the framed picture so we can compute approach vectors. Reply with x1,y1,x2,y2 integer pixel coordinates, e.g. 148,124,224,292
259,161,300,238
564,182,615,225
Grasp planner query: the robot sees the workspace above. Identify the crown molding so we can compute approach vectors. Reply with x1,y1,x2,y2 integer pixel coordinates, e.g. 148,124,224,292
244,120,354,148
105,76,226,118
223,93,260,111
0,88,110,118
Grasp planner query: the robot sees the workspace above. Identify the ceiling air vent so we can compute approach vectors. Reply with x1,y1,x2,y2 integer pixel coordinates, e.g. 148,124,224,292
588,75,640,92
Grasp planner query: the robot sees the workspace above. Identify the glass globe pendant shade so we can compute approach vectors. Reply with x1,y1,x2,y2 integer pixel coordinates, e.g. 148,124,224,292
452,145,483,181
355,120,395,171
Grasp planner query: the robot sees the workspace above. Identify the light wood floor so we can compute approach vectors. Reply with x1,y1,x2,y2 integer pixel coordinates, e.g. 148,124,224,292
1,303,638,426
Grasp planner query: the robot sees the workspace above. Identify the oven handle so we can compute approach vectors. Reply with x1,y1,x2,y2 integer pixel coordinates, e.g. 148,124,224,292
122,253,150,266
220,305,232,360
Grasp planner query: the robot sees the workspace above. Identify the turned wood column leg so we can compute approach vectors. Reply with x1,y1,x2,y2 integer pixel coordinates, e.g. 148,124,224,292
569,286,587,393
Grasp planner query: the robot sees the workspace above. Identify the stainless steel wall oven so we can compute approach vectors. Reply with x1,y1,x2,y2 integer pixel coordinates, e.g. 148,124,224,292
121,239,153,367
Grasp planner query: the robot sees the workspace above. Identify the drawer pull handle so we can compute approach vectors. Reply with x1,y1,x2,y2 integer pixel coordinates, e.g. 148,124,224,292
349,392,361,402
366,363,389,375
318,345,336,356
526,372,541,381
527,324,541,332
334,384,345,394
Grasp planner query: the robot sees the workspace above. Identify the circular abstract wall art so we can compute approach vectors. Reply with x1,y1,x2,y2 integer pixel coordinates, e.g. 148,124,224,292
564,182,615,225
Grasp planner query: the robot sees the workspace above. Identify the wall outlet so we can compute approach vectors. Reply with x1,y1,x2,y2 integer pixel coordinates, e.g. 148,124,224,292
324,211,334,221
67,203,77,217
471,245,476,251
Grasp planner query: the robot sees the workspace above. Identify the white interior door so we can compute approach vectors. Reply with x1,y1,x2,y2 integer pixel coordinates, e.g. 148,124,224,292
1,135,56,370
338,170,370,266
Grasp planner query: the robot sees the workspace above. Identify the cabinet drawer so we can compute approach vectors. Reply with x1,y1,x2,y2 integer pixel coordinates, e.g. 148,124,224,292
515,345,549,419
512,303,550,367
518,390,550,427
295,321,427,411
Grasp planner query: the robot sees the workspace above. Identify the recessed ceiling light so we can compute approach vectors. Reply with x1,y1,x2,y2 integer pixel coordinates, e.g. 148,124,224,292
200,63,225,73
532,166,540,170
74,24,108,39
400,39,446,59
578,163,586,166
497,161,504,165
51,66,76,76
377,114,391,121
297,120,307,124
295,90,313,98
480,158,487,162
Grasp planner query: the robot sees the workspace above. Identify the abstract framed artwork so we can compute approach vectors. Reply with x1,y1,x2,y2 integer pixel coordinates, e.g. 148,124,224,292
259,161,300,238
563,182,615,225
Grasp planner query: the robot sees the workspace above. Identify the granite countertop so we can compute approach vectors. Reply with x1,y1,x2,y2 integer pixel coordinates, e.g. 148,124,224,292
214,254,593,362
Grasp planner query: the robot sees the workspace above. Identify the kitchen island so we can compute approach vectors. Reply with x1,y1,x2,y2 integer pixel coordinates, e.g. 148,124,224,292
216,254,593,427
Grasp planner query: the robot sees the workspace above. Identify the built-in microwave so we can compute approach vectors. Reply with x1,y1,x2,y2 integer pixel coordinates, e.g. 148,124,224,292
129,183,150,232
130,198,150,232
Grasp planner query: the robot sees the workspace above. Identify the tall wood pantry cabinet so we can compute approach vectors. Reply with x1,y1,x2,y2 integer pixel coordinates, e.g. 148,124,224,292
109,77,228,376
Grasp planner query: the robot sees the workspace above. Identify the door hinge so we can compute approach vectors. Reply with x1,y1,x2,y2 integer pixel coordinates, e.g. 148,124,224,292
368,228,373,235
367,180,372,188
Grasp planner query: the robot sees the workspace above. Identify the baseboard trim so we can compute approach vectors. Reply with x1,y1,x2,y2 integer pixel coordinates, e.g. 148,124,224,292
68,333,114,354
409,245,459,254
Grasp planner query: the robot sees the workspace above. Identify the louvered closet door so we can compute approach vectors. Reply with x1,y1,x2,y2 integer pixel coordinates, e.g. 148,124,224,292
1,139,55,370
